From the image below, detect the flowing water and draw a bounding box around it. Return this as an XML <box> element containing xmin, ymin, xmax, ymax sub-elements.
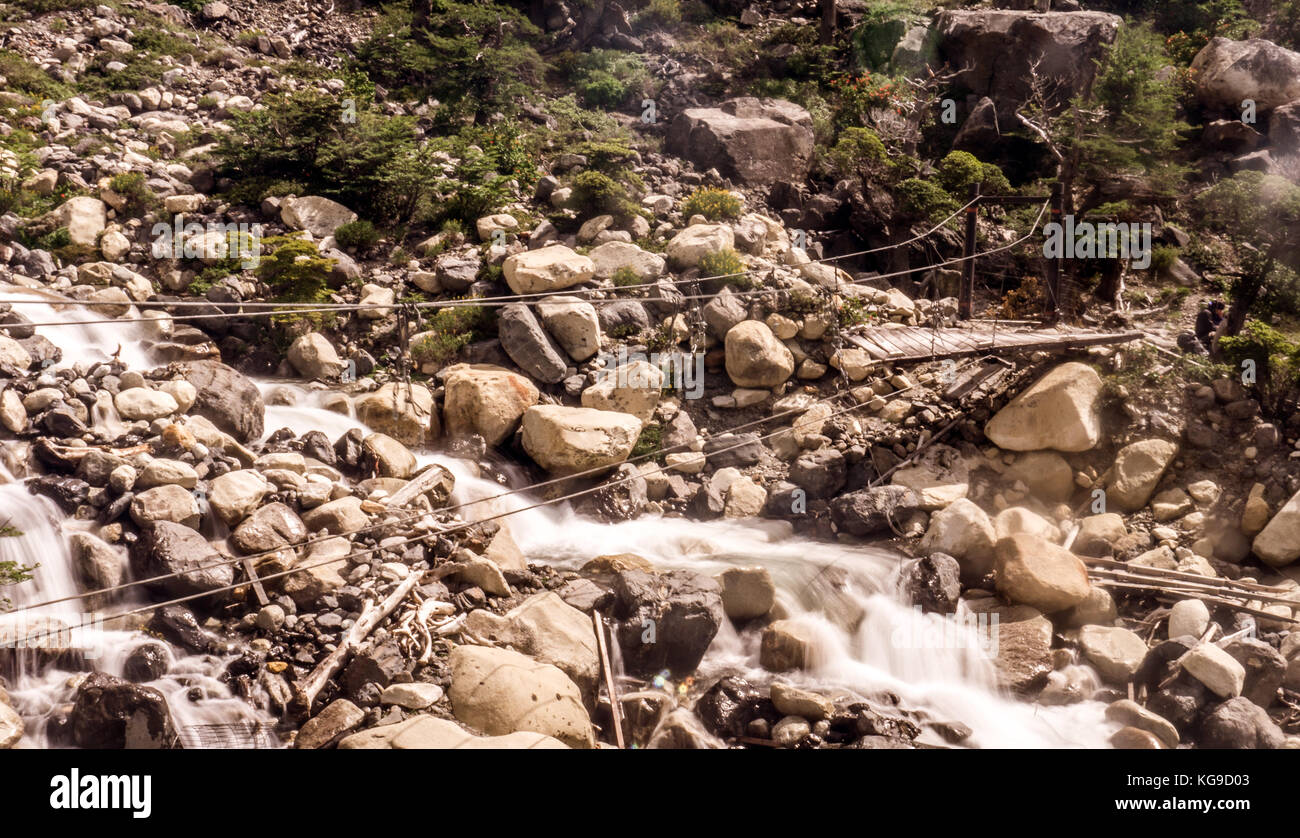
<box><xmin>0</xmin><ymin>289</ymin><xmax>1118</xmax><ymax>749</ymax></box>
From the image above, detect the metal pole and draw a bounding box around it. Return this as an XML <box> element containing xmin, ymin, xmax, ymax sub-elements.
<box><xmin>959</xmin><ymin>183</ymin><xmax>979</xmax><ymax>319</ymax></box>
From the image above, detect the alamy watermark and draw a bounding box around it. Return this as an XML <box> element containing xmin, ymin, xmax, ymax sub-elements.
<box><xmin>0</xmin><ymin>612</ymin><xmax>105</xmax><ymax>659</ymax></box>
<box><xmin>595</xmin><ymin>346</ymin><xmax>705</xmax><ymax>401</ymax></box>
<box><xmin>151</xmin><ymin>219</ymin><xmax>263</xmax><ymax>269</ymax></box>
<box><xmin>890</xmin><ymin>607</ymin><xmax>1000</xmax><ymax>656</ymax></box>
<box><xmin>1043</xmin><ymin>214</ymin><xmax>1152</xmax><ymax>270</ymax></box>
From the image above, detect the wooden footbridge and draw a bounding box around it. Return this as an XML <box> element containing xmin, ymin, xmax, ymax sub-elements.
<box><xmin>844</xmin><ymin>322</ymin><xmax>1145</xmax><ymax>364</ymax></box>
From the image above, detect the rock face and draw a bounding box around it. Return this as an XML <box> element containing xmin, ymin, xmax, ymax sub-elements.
<box><xmin>131</xmin><ymin>521</ymin><xmax>234</xmax><ymax>597</ymax></box>
<box><xmin>831</xmin><ymin>486</ymin><xmax>922</xmax><ymax>536</ymax></box>
<box><xmin>725</xmin><ymin>320</ymin><xmax>795</xmax><ymax>388</ymax></box>
<box><xmin>442</xmin><ymin>364</ymin><xmax>539</xmax><ymax>446</ymax></box>
<box><xmin>935</xmin><ymin>10</ymin><xmax>1121</xmax><ymax>119</ymax></box>
<box><xmin>353</xmin><ymin>382</ymin><xmax>438</xmax><ymax>446</ymax></box>
<box><xmin>581</xmin><ymin>361</ymin><xmax>663</xmax><ymax>424</ymax></box>
<box><xmin>520</xmin><ymin>405</ymin><xmax>641</xmax><ymax>475</ymax></box>
<box><xmin>69</xmin><ymin>672</ymin><xmax>178</xmax><ymax>748</ymax></box>
<box><xmin>1106</xmin><ymin>439</ymin><xmax>1178</xmax><ymax>512</ymax></box>
<box><xmin>498</xmin><ymin>303</ymin><xmax>569</xmax><ymax>384</ymax></box>
<box><xmin>665</xmin><ymin>223</ymin><xmax>736</xmax><ymax>269</ymax></box>
<box><xmin>666</xmin><ymin>97</ymin><xmax>815</xmax><ymax>185</ymax></box>
<box><xmin>1253</xmin><ymin>488</ymin><xmax>1300</xmax><ymax>567</ymax></box>
<box><xmin>983</xmin><ymin>362</ymin><xmax>1103</xmax><ymax>452</ymax></box>
<box><xmin>462</xmin><ymin>592</ymin><xmax>599</xmax><ymax>700</ymax></box>
<box><xmin>184</xmin><ymin>361</ymin><xmax>264</xmax><ymax>443</ymax></box>
<box><xmin>1191</xmin><ymin>38</ymin><xmax>1300</xmax><ymax>112</ymax></box>
<box><xmin>994</xmin><ymin>533</ymin><xmax>1091</xmax><ymax>613</ymax></box>
<box><xmin>448</xmin><ymin>645</ymin><xmax>594</xmax><ymax>749</ymax></box>
<box><xmin>612</xmin><ymin>569</ymin><xmax>725</xmax><ymax>678</ymax></box>
<box><xmin>502</xmin><ymin>245</ymin><xmax>594</xmax><ymax>294</ymax></box>
<box><xmin>288</xmin><ymin>332</ymin><xmax>346</xmax><ymax>379</ymax></box>
<box><xmin>280</xmin><ymin>195</ymin><xmax>357</xmax><ymax>237</ymax></box>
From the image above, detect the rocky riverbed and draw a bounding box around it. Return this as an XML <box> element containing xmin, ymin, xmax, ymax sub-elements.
<box><xmin>2</xmin><ymin>0</ymin><xmax>1300</xmax><ymax>750</ymax></box>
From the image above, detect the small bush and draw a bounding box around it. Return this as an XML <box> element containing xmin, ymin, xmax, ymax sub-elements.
<box><xmin>826</xmin><ymin>127</ymin><xmax>888</xmax><ymax>179</ymax></box>
<box><xmin>699</xmin><ymin>248</ymin><xmax>749</xmax><ymax>286</ymax></box>
<box><xmin>411</xmin><ymin>304</ymin><xmax>494</xmax><ymax>367</ymax></box>
<box><xmin>571</xmin><ymin>170</ymin><xmax>635</xmax><ymax>218</ymax></box>
<box><xmin>255</xmin><ymin>234</ymin><xmax>335</xmax><ymax>306</ymax></box>
<box><xmin>897</xmin><ymin>178</ymin><xmax>958</xmax><ymax>221</ymax></box>
<box><xmin>936</xmin><ymin>151</ymin><xmax>1012</xmax><ymax>197</ymax></box>
<box><xmin>635</xmin><ymin>0</ymin><xmax>681</xmax><ymax>27</ymax></box>
<box><xmin>334</xmin><ymin>219</ymin><xmax>379</xmax><ymax>250</ymax></box>
<box><xmin>631</xmin><ymin>422</ymin><xmax>664</xmax><ymax>461</ymax></box>
<box><xmin>838</xmin><ymin>296</ymin><xmax>869</xmax><ymax>328</ymax></box>
<box><xmin>681</xmin><ymin>187</ymin><xmax>742</xmax><ymax>221</ymax></box>
<box><xmin>108</xmin><ymin>171</ymin><xmax>159</xmax><ymax>216</ymax></box>
<box><xmin>611</xmin><ymin>266</ymin><xmax>643</xmax><ymax>289</ymax></box>
<box><xmin>1150</xmin><ymin>245</ymin><xmax>1179</xmax><ymax>274</ymax></box>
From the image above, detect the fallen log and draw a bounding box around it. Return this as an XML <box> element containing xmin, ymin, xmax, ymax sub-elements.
<box><xmin>290</xmin><ymin>573</ymin><xmax>421</xmax><ymax>719</ymax></box>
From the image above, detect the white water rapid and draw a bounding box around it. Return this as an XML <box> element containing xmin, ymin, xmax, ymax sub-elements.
<box><xmin>0</xmin><ymin>287</ymin><xmax>1118</xmax><ymax>748</ymax></box>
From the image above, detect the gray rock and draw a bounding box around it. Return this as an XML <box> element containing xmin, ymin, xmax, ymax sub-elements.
<box><xmin>497</xmin><ymin>303</ymin><xmax>568</xmax><ymax>384</ymax></box>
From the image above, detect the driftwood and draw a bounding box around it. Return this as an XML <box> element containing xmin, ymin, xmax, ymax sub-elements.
<box><xmin>290</xmin><ymin>573</ymin><xmax>421</xmax><ymax>719</ymax></box>
<box><xmin>593</xmin><ymin>612</ymin><xmax>625</xmax><ymax>749</ymax></box>
<box><xmin>1083</xmin><ymin>556</ymin><xmax>1292</xmax><ymax>595</ymax></box>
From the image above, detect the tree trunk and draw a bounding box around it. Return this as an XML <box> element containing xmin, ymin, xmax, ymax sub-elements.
<box><xmin>820</xmin><ymin>0</ymin><xmax>836</xmax><ymax>46</ymax></box>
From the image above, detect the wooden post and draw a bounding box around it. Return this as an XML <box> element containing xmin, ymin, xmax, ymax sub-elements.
<box><xmin>593</xmin><ymin>612</ymin><xmax>625</xmax><ymax>749</ymax></box>
<box><xmin>819</xmin><ymin>0</ymin><xmax>836</xmax><ymax>45</ymax></box>
<box><xmin>1044</xmin><ymin>181</ymin><xmax>1063</xmax><ymax>322</ymax></box>
<box><xmin>959</xmin><ymin>183</ymin><xmax>979</xmax><ymax>320</ymax></box>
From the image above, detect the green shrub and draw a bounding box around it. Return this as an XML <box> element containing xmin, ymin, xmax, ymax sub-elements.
<box><xmin>108</xmin><ymin>171</ymin><xmax>159</xmax><ymax>216</ymax></box>
<box><xmin>411</xmin><ymin>304</ymin><xmax>494</xmax><ymax>367</ymax></box>
<box><xmin>838</xmin><ymin>296</ymin><xmax>870</xmax><ymax>328</ymax></box>
<box><xmin>699</xmin><ymin>248</ymin><xmax>750</xmax><ymax>287</ymax></box>
<box><xmin>562</xmin><ymin>49</ymin><xmax>649</xmax><ymax>110</ymax></box>
<box><xmin>635</xmin><ymin>0</ymin><xmax>681</xmax><ymax>27</ymax></box>
<box><xmin>681</xmin><ymin>187</ymin><xmax>742</xmax><ymax>221</ymax></box>
<box><xmin>897</xmin><ymin>178</ymin><xmax>957</xmax><ymax>221</ymax></box>
<box><xmin>571</xmin><ymin>170</ymin><xmax>636</xmax><ymax>217</ymax></box>
<box><xmin>611</xmin><ymin>266</ymin><xmax>642</xmax><ymax>289</ymax></box>
<box><xmin>334</xmin><ymin>219</ymin><xmax>379</xmax><ymax>250</ymax></box>
<box><xmin>826</xmin><ymin>127</ymin><xmax>888</xmax><ymax>179</ymax></box>
<box><xmin>1150</xmin><ymin>245</ymin><xmax>1179</xmax><ymax>273</ymax></box>
<box><xmin>631</xmin><ymin>422</ymin><xmax>665</xmax><ymax>461</ymax></box>
<box><xmin>935</xmin><ymin>151</ymin><xmax>1012</xmax><ymax>196</ymax></box>
<box><xmin>255</xmin><ymin>234</ymin><xmax>335</xmax><ymax>306</ymax></box>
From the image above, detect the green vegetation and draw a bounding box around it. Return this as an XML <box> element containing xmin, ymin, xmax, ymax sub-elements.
<box><xmin>935</xmin><ymin>151</ymin><xmax>1011</xmax><ymax>197</ymax></box>
<box><xmin>825</xmin><ymin>127</ymin><xmax>889</xmax><ymax>179</ymax></box>
<box><xmin>699</xmin><ymin>248</ymin><xmax>751</xmax><ymax>288</ymax></box>
<box><xmin>897</xmin><ymin>177</ymin><xmax>957</xmax><ymax>221</ymax></box>
<box><xmin>681</xmin><ymin>187</ymin><xmax>742</xmax><ymax>221</ymax></box>
<box><xmin>411</xmin><ymin>303</ymin><xmax>494</xmax><ymax>367</ymax></box>
<box><xmin>108</xmin><ymin>171</ymin><xmax>159</xmax><ymax>216</ymax></box>
<box><xmin>334</xmin><ymin>220</ymin><xmax>380</xmax><ymax>251</ymax></box>
<box><xmin>611</xmin><ymin>266</ymin><xmax>643</xmax><ymax>290</ymax></box>
<box><xmin>838</xmin><ymin>296</ymin><xmax>870</xmax><ymax>328</ymax></box>
<box><xmin>560</xmin><ymin>49</ymin><xmax>650</xmax><ymax>110</ymax></box>
<box><xmin>570</xmin><ymin>170</ymin><xmax>638</xmax><ymax>219</ymax></box>
<box><xmin>631</xmin><ymin>422</ymin><xmax>665</xmax><ymax>462</ymax></box>
<box><xmin>355</xmin><ymin>1</ymin><xmax>545</xmax><ymax>125</ymax></box>
<box><xmin>254</xmin><ymin>234</ymin><xmax>336</xmax><ymax>320</ymax></box>
<box><xmin>1219</xmin><ymin>321</ymin><xmax>1300</xmax><ymax>413</ymax></box>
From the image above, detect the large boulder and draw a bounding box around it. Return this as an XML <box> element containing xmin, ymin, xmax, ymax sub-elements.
<box><xmin>1105</xmin><ymin>439</ymin><xmax>1178</xmax><ymax>512</ymax></box>
<box><xmin>208</xmin><ymin>469</ymin><xmax>270</xmax><ymax>526</ymax></box>
<box><xmin>1198</xmin><ymin>696</ymin><xmax>1285</xmax><ymax>749</ymax></box>
<box><xmin>462</xmin><ymin>592</ymin><xmax>599</xmax><ymax>701</ymax></box>
<box><xmin>665</xmin><ymin>223</ymin><xmax>735</xmax><ymax>269</ymax></box>
<box><xmin>588</xmin><ymin>241</ymin><xmax>665</xmax><ymax>282</ymax></box>
<box><xmin>353</xmin><ymin>382</ymin><xmax>438</xmax><ymax>447</ymax></box>
<box><xmin>581</xmin><ymin>360</ymin><xmax>664</xmax><ymax>424</ymax></box>
<box><xmin>724</xmin><ymin>320</ymin><xmax>794</xmax><ymax>388</ymax></box>
<box><xmin>287</xmin><ymin>332</ymin><xmax>346</xmax><ymax>380</ymax></box>
<box><xmin>280</xmin><ymin>195</ymin><xmax>357</xmax><ymax>238</ymax></box>
<box><xmin>34</xmin><ymin>195</ymin><xmax>107</xmax><ymax>248</ymax></box>
<box><xmin>114</xmin><ymin>388</ymin><xmax>179</xmax><ymax>421</ymax></box>
<box><xmin>935</xmin><ymin>10</ymin><xmax>1120</xmax><ymax>120</ymax></box>
<box><xmin>831</xmin><ymin>486</ymin><xmax>922</xmax><ymax>537</ymax></box>
<box><xmin>232</xmin><ymin>502</ymin><xmax>307</xmax><ymax>554</ymax></box>
<box><xmin>442</xmin><ymin>364</ymin><xmax>539</xmax><ymax>446</ymax></box>
<box><xmin>1190</xmin><ymin>38</ymin><xmax>1300</xmax><ymax>113</ymax></box>
<box><xmin>537</xmin><ymin>295</ymin><xmax>601</xmax><ymax>361</ymax></box>
<box><xmin>918</xmin><ymin>498</ymin><xmax>997</xmax><ymax>583</ymax></box>
<box><xmin>520</xmin><ymin>405</ymin><xmax>641</xmax><ymax>475</ymax></box>
<box><xmin>612</xmin><ymin>569</ymin><xmax>725</xmax><ymax>678</ymax></box>
<box><xmin>1252</xmin><ymin>487</ymin><xmax>1300</xmax><ymax>567</ymax></box>
<box><xmin>1078</xmin><ymin>625</ymin><xmax>1148</xmax><ymax>684</ymax></box>
<box><xmin>69</xmin><ymin>672</ymin><xmax>177</xmax><ymax>749</ymax></box>
<box><xmin>502</xmin><ymin>244</ymin><xmax>594</xmax><ymax>294</ymax></box>
<box><xmin>184</xmin><ymin>361</ymin><xmax>264</xmax><ymax>443</ymax></box>
<box><xmin>665</xmin><ymin>98</ymin><xmax>815</xmax><ymax>185</ymax></box>
<box><xmin>131</xmin><ymin>520</ymin><xmax>234</xmax><ymax>597</ymax></box>
<box><xmin>497</xmin><ymin>303</ymin><xmax>569</xmax><ymax>384</ymax></box>
<box><xmin>339</xmin><ymin>715</ymin><xmax>568</xmax><ymax>749</ymax></box>
<box><xmin>448</xmin><ymin>645</ymin><xmax>594</xmax><ymax>749</ymax></box>
<box><xmin>994</xmin><ymin>533</ymin><xmax>1091</xmax><ymax>613</ymax></box>
<box><xmin>983</xmin><ymin>361</ymin><xmax>1103</xmax><ymax>452</ymax></box>
<box><xmin>129</xmin><ymin>485</ymin><xmax>200</xmax><ymax>529</ymax></box>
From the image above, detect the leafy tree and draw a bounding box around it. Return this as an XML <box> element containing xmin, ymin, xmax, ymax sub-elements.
<box><xmin>358</xmin><ymin>2</ymin><xmax>545</xmax><ymax>124</ymax></box>
<box><xmin>1192</xmin><ymin>171</ymin><xmax>1300</xmax><ymax>336</ymax></box>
